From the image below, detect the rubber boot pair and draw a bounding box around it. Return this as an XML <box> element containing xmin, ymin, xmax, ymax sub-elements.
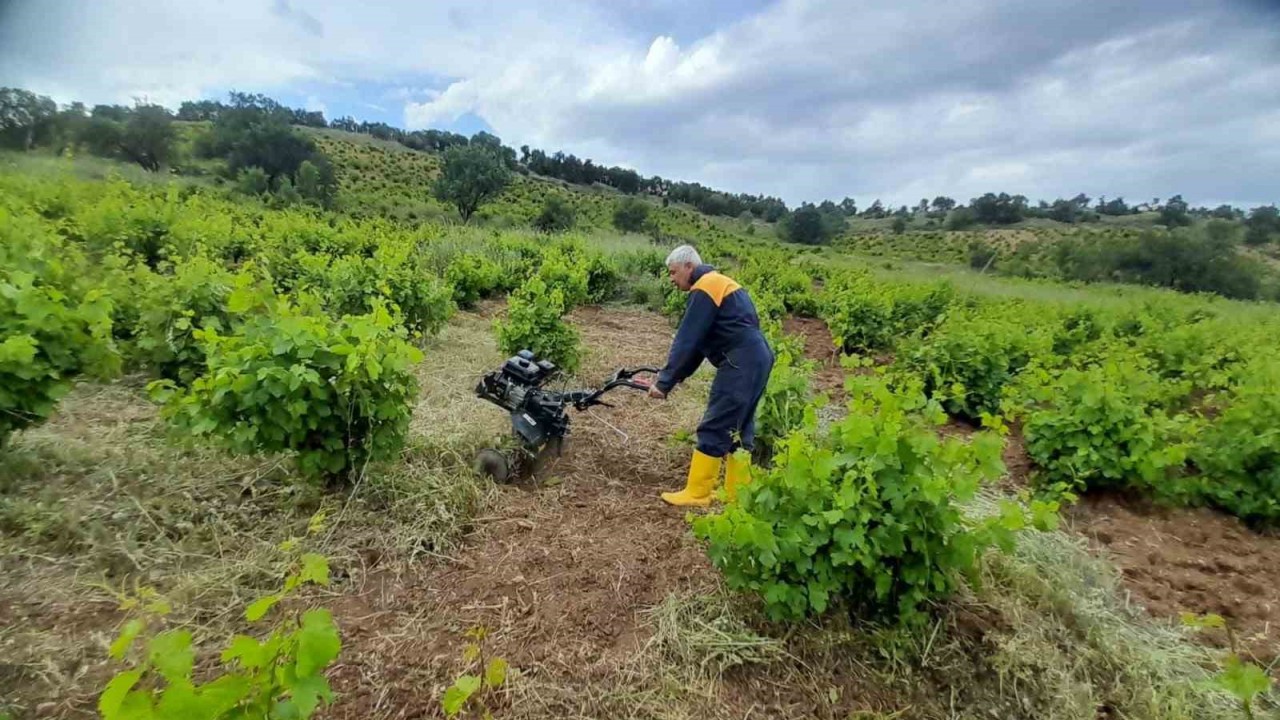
<box><xmin>660</xmin><ymin>450</ymin><xmax>752</xmax><ymax>507</ymax></box>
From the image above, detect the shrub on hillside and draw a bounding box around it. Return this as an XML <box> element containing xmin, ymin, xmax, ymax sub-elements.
<box><xmin>446</xmin><ymin>254</ymin><xmax>503</xmax><ymax>309</ymax></box>
<box><xmin>495</xmin><ymin>277</ymin><xmax>581</xmax><ymax>373</ymax></box>
<box><xmin>899</xmin><ymin>313</ymin><xmax>1042</xmax><ymax>420</ymax></box>
<box><xmin>612</xmin><ymin>197</ymin><xmax>651</xmax><ymax>232</ymax></box>
<box><xmin>1015</xmin><ymin>358</ymin><xmax>1188</xmax><ymax>495</ymax></box>
<box><xmin>533</xmin><ymin>195</ymin><xmax>576</xmax><ymax>232</ymax></box>
<box><xmin>1</xmin><ymin>213</ymin><xmax>118</xmax><ymax>445</ymax></box>
<box><xmin>134</xmin><ymin>256</ymin><xmax>235</xmax><ymax>385</ymax></box>
<box><xmin>1189</xmin><ymin>362</ymin><xmax>1280</xmax><ymax>526</ymax></box>
<box><xmin>155</xmin><ymin>298</ymin><xmax>422</xmax><ymax>482</ymax></box>
<box><xmin>693</xmin><ymin>376</ymin><xmax>1044</xmax><ymax>623</ymax></box>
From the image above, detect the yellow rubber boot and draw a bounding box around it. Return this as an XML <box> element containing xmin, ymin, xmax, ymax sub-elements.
<box><xmin>724</xmin><ymin>452</ymin><xmax>752</xmax><ymax>503</ymax></box>
<box><xmin>661</xmin><ymin>450</ymin><xmax>721</xmax><ymax>507</ymax></box>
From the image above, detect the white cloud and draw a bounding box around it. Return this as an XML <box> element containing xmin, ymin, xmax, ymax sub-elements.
<box><xmin>0</xmin><ymin>0</ymin><xmax>1276</xmax><ymax>207</ymax></box>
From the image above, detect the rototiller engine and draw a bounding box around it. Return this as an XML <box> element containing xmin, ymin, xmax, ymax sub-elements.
<box><xmin>472</xmin><ymin>350</ymin><xmax>657</xmax><ymax>482</ymax></box>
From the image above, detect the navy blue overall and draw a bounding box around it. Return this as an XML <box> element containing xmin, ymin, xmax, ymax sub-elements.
<box><xmin>655</xmin><ymin>265</ymin><xmax>775</xmax><ymax>457</ymax></box>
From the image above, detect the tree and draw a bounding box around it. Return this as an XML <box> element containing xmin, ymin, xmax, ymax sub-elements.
<box><xmin>534</xmin><ymin>196</ymin><xmax>576</xmax><ymax>232</ymax></box>
<box><xmin>0</xmin><ymin>87</ymin><xmax>58</xmax><ymax>149</ymax></box>
<box><xmin>838</xmin><ymin>197</ymin><xmax>858</xmax><ymax>216</ymax></box>
<box><xmin>1048</xmin><ymin>198</ymin><xmax>1079</xmax><ymax>223</ymax></box>
<box><xmin>946</xmin><ymin>206</ymin><xmax>977</xmax><ymax>230</ymax></box>
<box><xmin>970</xmin><ymin>193</ymin><xmax>1027</xmax><ymax>224</ymax></box>
<box><xmin>118</xmin><ymin>104</ymin><xmax>175</xmax><ymax>171</ymax></box>
<box><xmin>1160</xmin><ymin>194</ymin><xmax>1191</xmax><ymax>228</ymax></box>
<box><xmin>295</xmin><ymin>158</ymin><xmax>336</xmax><ymax>208</ymax></box>
<box><xmin>780</xmin><ymin>203</ymin><xmax>843</xmax><ymax>245</ymax></box>
<box><xmin>891</xmin><ymin>217</ymin><xmax>907</xmax><ymax>234</ymax></box>
<box><xmin>1097</xmin><ymin>196</ymin><xmax>1130</xmax><ymax>216</ymax></box>
<box><xmin>612</xmin><ymin>197</ymin><xmax>651</xmax><ymax>232</ymax></box>
<box><xmin>860</xmin><ymin>200</ymin><xmax>886</xmax><ymax>219</ymax></box>
<box><xmin>930</xmin><ymin>196</ymin><xmax>957</xmax><ymax>216</ymax></box>
<box><xmin>433</xmin><ymin>144</ymin><xmax>512</xmax><ymax>223</ymax></box>
<box><xmin>1245</xmin><ymin>205</ymin><xmax>1279</xmax><ymax>246</ymax></box>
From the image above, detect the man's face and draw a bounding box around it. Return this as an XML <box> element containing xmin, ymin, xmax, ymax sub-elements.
<box><xmin>668</xmin><ymin>262</ymin><xmax>696</xmax><ymax>291</ymax></box>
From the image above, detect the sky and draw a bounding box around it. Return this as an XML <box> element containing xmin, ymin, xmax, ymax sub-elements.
<box><xmin>1</xmin><ymin>0</ymin><xmax>1278</xmax><ymax>209</ymax></box>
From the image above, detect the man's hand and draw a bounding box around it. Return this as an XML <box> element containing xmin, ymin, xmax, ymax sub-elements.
<box><xmin>648</xmin><ymin>384</ymin><xmax>667</xmax><ymax>400</ymax></box>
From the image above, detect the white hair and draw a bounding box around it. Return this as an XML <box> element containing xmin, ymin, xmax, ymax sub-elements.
<box><xmin>664</xmin><ymin>244</ymin><xmax>701</xmax><ymax>267</ymax></box>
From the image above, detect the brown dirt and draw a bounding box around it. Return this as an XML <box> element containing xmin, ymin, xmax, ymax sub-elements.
<box><xmin>781</xmin><ymin>315</ymin><xmax>845</xmax><ymax>397</ymax></box>
<box><xmin>1067</xmin><ymin>494</ymin><xmax>1280</xmax><ymax>669</ymax></box>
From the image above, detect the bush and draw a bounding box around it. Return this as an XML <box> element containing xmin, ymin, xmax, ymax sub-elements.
<box><xmin>821</xmin><ymin>272</ymin><xmax>896</xmax><ymax>352</ymax></box>
<box><xmin>155</xmin><ymin>298</ymin><xmax>422</xmax><ymax>482</ymax></box>
<box><xmin>693</xmin><ymin>376</ymin><xmax>1032</xmax><ymax>623</ymax></box>
<box><xmin>445</xmin><ymin>254</ymin><xmax>503</xmax><ymax>309</ymax></box>
<box><xmin>1</xmin><ymin>210</ymin><xmax>118</xmax><ymax>445</ymax></box>
<box><xmin>495</xmin><ymin>277</ymin><xmax>581</xmax><ymax>373</ymax></box>
<box><xmin>584</xmin><ymin>252</ymin><xmax>623</xmax><ymax>304</ymax></box>
<box><xmin>612</xmin><ymin>197</ymin><xmax>651</xmax><ymax>232</ymax></box>
<box><xmin>899</xmin><ymin>313</ymin><xmax>1040</xmax><ymax>421</ymax></box>
<box><xmin>533</xmin><ymin>195</ymin><xmax>576</xmax><ymax>232</ymax></box>
<box><xmin>1189</xmin><ymin>362</ymin><xmax>1280</xmax><ymax>525</ymax></box>
<box><xmin>134</xmin><ymin>256</ymin><xmax>234</xmax><ymax>386</ymax></box>
<box><xmin>751</xmin><ymin>349</ymin><xmax>816</xmax><ymax>462</ymax></box>
<box><xmin>534</xmin><ymin>247</ymin><xmax>590</xmax><ymax>309</ymax></box>
<box><xmin>1016</xmin><ymin>358</ymin><xmax>1188</xmax><ymax>494</ymax></box>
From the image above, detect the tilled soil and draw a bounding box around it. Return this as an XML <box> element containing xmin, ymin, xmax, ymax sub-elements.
<box><xmin>1068</xmin><ymin>494</ymin><xmax>1280</xmax><ymax>668</ymax></box>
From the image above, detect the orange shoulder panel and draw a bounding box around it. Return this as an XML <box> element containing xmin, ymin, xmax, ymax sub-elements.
<box><xmin>692</xmin><ymin>272</ymin><xmax>741</xmax><ymax>307</ymax></box>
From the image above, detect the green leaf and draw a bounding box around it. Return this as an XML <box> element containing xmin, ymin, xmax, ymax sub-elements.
<box><xmin>287</xmin><ymin>674</ymin><xmax>334</xmax><ymax>716</ymax></box>
<box><xmin>194</xmin><ymin>675</ymin><xmax>253</xmax><ymax>715</ymax></box>
<box><xmin>221</xmin><ymin>635</ymin><xmax>266</xmax><ymax>669</ymax></box>
<box><xmin>298</xmin><ymin>553</ymin><xmax>330</xmax><ymax>586</ymax></box>
<box><xmin>156</xmin><ymin>682</ymin><xmax>204</xmax><ymax>719</ymax></box>
<box><xmin>245</xmin><ymin>593</ymin><xmax>281</xmax><ymax>622</ymax></box>
<box><xmin>110</xmin><ymin>619</ymin><xmax>146</xmax><ymax>660</ymax></box>
<box><xmin>484</xmin><ymin>657</ymin><xmax>508</xmax><ymax>688</ymax></box>
<box><xmin>148</xmin><ymin>629</ymin><xmax>195</xmax><ymax>684</ymax></box>
<box><xmin>99</xmin><ymin>670</ymin><xmax>143</xmax><ymax>719</ymax></box>
<box><xmin>1216</xmin><ymin>656</ymin><xmax>1271</xmax><ymax>703</ymax></box>
<box><xmin>441</xmin><ymin>675</ymin><xmax>482</xmax><ymax>717</ymax></box>
<box><xmin>295</xmin><ymin>609</ymin><xmax>342</xmax><ymax>677</ymax></box>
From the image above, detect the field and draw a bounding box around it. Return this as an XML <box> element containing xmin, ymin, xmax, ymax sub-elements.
<box><xmin>2</xmin><ymin>151</ymin><xmax>1279</xmax><ymax>720</ymax></box>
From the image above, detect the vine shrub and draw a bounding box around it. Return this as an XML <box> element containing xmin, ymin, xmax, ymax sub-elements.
<box><xmin>495</xmin><ymin>277</ymin><xmax>581</xmax><ymax>373</ymax></box>
<box><xmin>100</xmin><ymin>553</ymin><xmax>341</xmax><ymax>720</ymax></box>
<box><xmin>1189</xmin><ymin>362</ymin><xmax>1280</xmax><ymax>525</ymax></box>
<box><xmin>134</xmin><ymin>256</ymin><xmax>234</xmax><ymax>386</ymax></box>
<box><xmin>693</xmin><ymin>376</ymin><xmax>1048</xmax><ymax>623</ymax></box>
<box><xmin>445</xmin><ymin>254</ymin><xmax>502</xmax><ymax>309</ymax></box>
<box><xmin>1015</xmin><ymin>358</ymin><xmax>1188</xmax><ymax>495</ymax></box>
<box><xmin>533</xmin><ymin>246</ymin><xmax>590</xmax><ymax>309</ymax></box>
<box><xmin>898</xmin><ymin>313</ymin><xmax>1041</xmax><ymax>421</ymax></box>
<box><xmin>1</xmin><ymin>209</ymin><xmax>118</xmax><ymax>445</ymax></box>
<box><xmin>154</xmin><ymin>297</ymin><xmax>422</xmax><ymax>482</ymax></box>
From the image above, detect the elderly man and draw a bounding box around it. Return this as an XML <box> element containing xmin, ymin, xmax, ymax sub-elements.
<box><xmin>648</xmin><ymin>245</ymin><xmax>774</xmax><ymax>506</ymax></box>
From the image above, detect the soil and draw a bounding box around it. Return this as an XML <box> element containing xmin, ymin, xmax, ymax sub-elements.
<box><xmin>781</xmin><ymin>315</ymin><xmax>845</xmax><ymax>397</ymax></box>
<box><xmin>1067</xmin><ymin>494</ymin><xmax>1280</xmax><ymax>668</ymax></box>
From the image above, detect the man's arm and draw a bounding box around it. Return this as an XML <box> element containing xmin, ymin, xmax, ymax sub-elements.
<box><xmin>656</xmin><ymin>290</ymin><xmax>716</xmax><ymax>394</ymax></box>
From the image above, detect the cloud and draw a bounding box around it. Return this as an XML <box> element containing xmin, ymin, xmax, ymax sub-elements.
<box><xmin>0</xmin><ymin>0</ymin><xmax>1276</xmax><ymax>207</ymax></box>
<box><xmin>272</xmin><ymin>0</ymin><xmax>324</xmax><ymax>37</ymax></box>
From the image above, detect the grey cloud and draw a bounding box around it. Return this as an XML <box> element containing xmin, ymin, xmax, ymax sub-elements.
<box><xmin>272</xmin><ymin>0</ymin><xmax>324</xmax><ymax>37</ymax></box>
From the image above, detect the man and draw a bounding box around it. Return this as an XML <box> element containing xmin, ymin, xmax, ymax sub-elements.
<box><xmin>648</xmin><ymin>245</ymin><xmax>774</xmax><ymax>506</ymax></box>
